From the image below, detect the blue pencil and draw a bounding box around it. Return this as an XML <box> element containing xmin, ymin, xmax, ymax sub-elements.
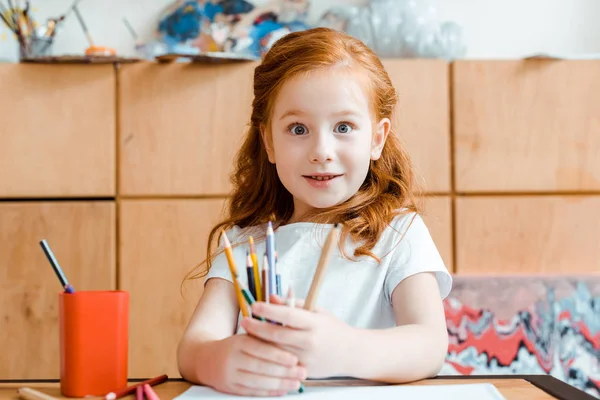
<box><xmin>39</xmin><ymin>239</ymin><xmax>75</xmax><ymax>293</ymax></box>
<box><xmin>266</xmin><ymin>221</ymin><xmax>276</xmax><ymax>297</ymax></box>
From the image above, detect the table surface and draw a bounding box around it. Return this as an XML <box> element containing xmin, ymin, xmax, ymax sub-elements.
<box><xmin>0</xmin><ymin>376</ymin><xmax>570</xmax><ymax>400</ymax></box>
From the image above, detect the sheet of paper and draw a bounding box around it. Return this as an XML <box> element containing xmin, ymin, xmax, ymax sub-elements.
<box><xmin>174</xmin><ymin>383</ymin><xmax>506</xmax><ymax>400</ymax></box>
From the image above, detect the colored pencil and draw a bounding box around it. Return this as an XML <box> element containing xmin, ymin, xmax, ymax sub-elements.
<box><xmin>39</xmin><ymin>239</ymin><xmax>75</xmax><ymax>293</ymax></box>
<box><xmin>135</xmin><ymin>385</ymin><xmax>143</xmax><ymax>400</ymax></box>
<box><xmin>221</xmin><ymin>231</ymin><xmax>249</xmax><ymax>318</ymax></box>
<box><xmin>266</xmin><ymin>221</ymin><xmax>276</xmax><ymax>297</ymax></box>
<box><xmin>262</xmin><ymin>253</ymin><xmax>270</xmax><ymax>303</ymax></box>
<box><xmin>245</xmin><ymin>251</ymin><xmax>256</xmax><ymax>300</ymax></box>
<box><xmin>304</xmin><ymin>224</ymin><xmax>340</xmax><ymax>311</ymax></box>
<box><xmin>248</xmin><ymin>236</ymin><xmax>262</xmax><ymax>301</ymax></box>
<box><xmin>17</xmin><ymin>387</ymin><xmax>57</xmax><ymax>400</ymax></box>
<box><xmin>142</xmin><ymin>384</ymin><xmax>160</xmax><ymax>400</ymax></box>
<box><xmin>104</xmin><ymin>374</ymin><xmax>168</xmax><ymax>400</ymax></box>
<box><xmin>275</xmin><ymin>250</ymin><xmax>281</xmax><ymax>296</ymax></box>
<box><xmin>234</xmin><ymin>275</ymin><xmax>265</xmax><ymax>322</ymax></box>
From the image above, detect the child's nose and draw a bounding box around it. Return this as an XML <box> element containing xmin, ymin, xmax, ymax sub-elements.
<box><xmin>308</xmin><ymin>133</ymin><xmax>334</xmax><ymax>163</ymax></box>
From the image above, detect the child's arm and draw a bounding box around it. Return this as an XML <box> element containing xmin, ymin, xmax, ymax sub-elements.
<box><xmin>243</xmin><ymin>271</ymin><xmax>448</xmax><ymax>383</ymax></box>
<box><xmin>341</xmin><ymin>271</ymin><xmax>448</xmax><ymax>382</ymax></box>
<box><xmin>177</xmin><ymin>278</ymin><xmax>306</xmax><ymax>396</ymax></box>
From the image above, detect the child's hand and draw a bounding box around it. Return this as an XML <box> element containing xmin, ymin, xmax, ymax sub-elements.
<box><xmin>241</xmin><ymin>295</ymin><xmax>355</xmax><ymax>378</ymax></box>
<box><xmin>208</xmin><ymin>333</ymin><xmax>306</xmax><ymax>396</ymax></box>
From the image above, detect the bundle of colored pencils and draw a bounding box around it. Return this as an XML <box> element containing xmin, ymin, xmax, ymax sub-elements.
<box><xmin>221</xmin><ymin>221</ymin><xmax>282</xmax><ymax>319</ymax></box>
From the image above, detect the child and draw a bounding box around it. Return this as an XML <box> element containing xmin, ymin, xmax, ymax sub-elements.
<box><xmin>177</xmin><ymin>27</ymin><xmax>452</xmax><ymax>397</ymax></box>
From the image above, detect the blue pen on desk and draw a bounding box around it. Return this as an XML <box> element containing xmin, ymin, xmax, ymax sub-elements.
<box><xmin>39</xmin><ymin>239</ymin><xmax>75</xmax><ymax>293</ymax></box>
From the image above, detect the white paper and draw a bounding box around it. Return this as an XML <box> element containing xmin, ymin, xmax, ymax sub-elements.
<box><xmin>174</xmin><ymin>383</ymin><xmax>506</xmax><ymax>400</ymax></box>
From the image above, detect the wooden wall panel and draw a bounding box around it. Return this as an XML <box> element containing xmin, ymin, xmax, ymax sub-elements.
<box><xmin>0</xmin><ymin>202</ymin><xmax>116</xmax><ymax>379</ymax></box>
<box><xmin>119</xmin><ymin>199</ymin><xmax>227</xmax><ymax>378</ymax></box>
<box><xmin>383</xmin><ymin>60</ymin><xmax>451</xmax><ymax>193</ymax></box>
<box><xmin>0</xmin><ymin>64</ymin><xmax>116</xmax><ymax>197</ymax></box>
<box><xmin>422</xmin><ymin>196</ymin><xmax>453</xmax><ymax>272</ymax></box>
<box><xmin>453</xmin><ymin>60</ymin><xmax>600</xmax><ymax>192</ymax></box>
<box><xmin>455</xmin><ymin>196</ymin><xmax>600</xmax><ymax>274</ymax></box>
<box><xmin>119</xmin><ymin>62</ymin><xmax>256</xmax><ymax>196</ymax></box>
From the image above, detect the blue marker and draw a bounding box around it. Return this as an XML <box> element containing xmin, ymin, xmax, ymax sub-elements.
<box><xmin>39</xmin><ymin>239</ymin><xmax>75</xmax><ymax>293</ymax></box>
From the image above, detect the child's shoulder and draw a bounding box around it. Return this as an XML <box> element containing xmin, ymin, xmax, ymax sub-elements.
<box><xmin>386</xmin><ymin>209</ymin><xmax>427</xmax><ymax>236</ymax></box>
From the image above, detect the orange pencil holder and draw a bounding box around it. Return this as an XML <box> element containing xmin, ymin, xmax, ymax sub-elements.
<box><xmin>59</xmin><ymin>291</ymin><xmax>129</xmax><ymax>397</ymax></box>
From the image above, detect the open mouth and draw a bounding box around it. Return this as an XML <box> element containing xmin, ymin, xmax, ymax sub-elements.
<box><xmin>303</xmin><ymin>174</ymin><xmax>342</xmax><ymax>181</ymax></box>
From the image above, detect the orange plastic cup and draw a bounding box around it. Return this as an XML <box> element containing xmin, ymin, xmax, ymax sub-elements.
<box><xmin>59</xmin><ymin>291</ymin><xmax>129</xmax><ymax>397</ymax></box>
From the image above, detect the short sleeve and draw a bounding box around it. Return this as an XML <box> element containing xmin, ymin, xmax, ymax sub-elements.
<box><xmin>204</xmin><ymin>226</ymin><xmax>245</xmax><ymax>286</ymax></box>
<box><xmin>383</xmin><ymin>214</ymin><xmax>452</xmax><ymax>303</ymax></box>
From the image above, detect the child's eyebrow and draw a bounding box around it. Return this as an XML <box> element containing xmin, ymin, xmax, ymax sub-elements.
<box><xmin>330</xmin><ymin>110</ymin><xmax>361</xmax><ymax>118</ymax></box>
<box><xmin>279</xmin><ymin>109</ymin><xmax>361</xmax><ymax>120</ymax></box>
<box><xmin>279</xmin><ymin>109</ymin><xmax>305</xmax><ymax>120</ymax></box>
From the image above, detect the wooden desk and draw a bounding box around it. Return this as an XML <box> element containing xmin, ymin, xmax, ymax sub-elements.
<box><xmin>0</xmin><ymin>376</ymin><xmax>594</xmax><ymax>400</ymax></box>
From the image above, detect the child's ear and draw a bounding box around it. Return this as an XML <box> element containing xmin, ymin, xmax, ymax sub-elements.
<box><xmin>371</xmin><ymin>118</ymin><xmax>390</xmax><ymax>160</ymax></box>
<box><xmin>260</xmin><ymin>125</ymin><xmax>276</xmax><ymax>164</ymax></box>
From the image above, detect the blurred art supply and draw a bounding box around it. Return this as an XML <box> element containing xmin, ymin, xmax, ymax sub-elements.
<box><xmin>17</xmin><ymin>387</ymin><xmax>57</xmax><ymax>400</ymax></box>
<box><xmin>155</xmin><ymin>0</ymin><xmax>312</xmax><ymax>59</ymax></box>
<box><xmin>39</xmin><ymin>239</ymin><xmax>75</xmax><ymax>293</ymax></box>
<box><xmin>123</xmin><ymin>16</ymin><xmax>165</xmax><ymax>60</ymax></box>
<box><xmin>72</xmin><ymin>3</ymin><xmax>115</xmax><ymax>56</ymax></box>
<box><xmin>304</xmin><ymin>224</ymin><xmax>340</xmax><ymax>311</ymax></box>
<box><xmin>317</xmin><ymin>0</ymin><xmax>466</xmax><ymax>60</ymax></box>
<box><xmin>104</xmin><ymin>374</ymin><xmax>168</xmax><ymax>400</ymax></box>
<box><xmin>142</xmin><ymin>384</ymin><xmax>160</xmax><ymax>400</ymax></box>
<box><xmin>135</xmin><ymin>386</ymin><xmax>143</xmax><ymax>400</ymax></box>
<box><xmin>60</xmin><ymin>291</ymin><xmax>129</xmax><ymax>397</ymax></box>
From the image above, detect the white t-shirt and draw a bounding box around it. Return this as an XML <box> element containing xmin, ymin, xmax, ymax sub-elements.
<box><xmin>205</xmin><ymin>212</ymin><xmax>452</xmax><ymax>331</ymax></box>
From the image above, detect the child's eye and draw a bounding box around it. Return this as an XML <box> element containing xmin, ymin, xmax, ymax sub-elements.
<box><xmin>334</xmin><ymin>122</ymin><xmax>354</xmax><ymax>134</ymax></box>
<box><xmin>288</xmin><ymin>123</ymin><xmax>308</xmax><ymax>135</ymax></box>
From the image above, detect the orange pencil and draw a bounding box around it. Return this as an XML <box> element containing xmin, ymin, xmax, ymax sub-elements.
<box><xmin>248</xmin><ymin>236</ymin><xmax>262</xmax><ymax>301</ymax></box>
<box><xmin>221</xmin><ymin>230</ymin><xmax>249</xmax><ymax>318</ymax></box>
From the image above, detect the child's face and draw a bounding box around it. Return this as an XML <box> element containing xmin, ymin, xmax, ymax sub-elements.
<box><xmin>264</xmin><ymin>67</ymin><xmax>390</xmax><ymax>221</ymax></box>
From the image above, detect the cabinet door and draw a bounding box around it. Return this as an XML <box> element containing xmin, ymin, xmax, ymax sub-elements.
<box><xmin>0</xmin><ymin>202</ymin><xmax>116</xmax><ymax>378</ymax></box>
<box><xmin>119</xmin><ymin>62</ymin><xmax>256</xmax><ymax>196</ymax></box>
<box><xmin>453</xmin><ymin>60</ymin><xmax>600</xmax><ymax>192</ymax></box>
<box><xmin>0</xmin><ymin>64</ymin><xmax>115</xmax><ymax>197</ymax></box>
<box><xmin>383</xmin><ymin>59</ymin><xmax>450</xmax><ymax>193</ymax></box>
<box><xmin>455</xmin><ymin>196</ymin><xmax>600</xmax><ymax>274</ymax></box>
<box><xmin>119</xmin><ymin>199</ymin><xmax>227</xmax><ymax>378</ymax></box>
<box><xmin>422</xmin><ymin>196</ymin><xmax>453</xmax><ymax>272</ymax></box>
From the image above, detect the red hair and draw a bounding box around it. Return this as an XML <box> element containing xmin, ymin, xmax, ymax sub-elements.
<box><xmin>187</xmin><ymin>27</ymin><xmax>422</xmax><ymax>280</ymax></box>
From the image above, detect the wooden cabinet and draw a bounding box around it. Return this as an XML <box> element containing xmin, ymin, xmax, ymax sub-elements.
<box><xmin>455</xmin><ymin>196</ymin><xmax>600</xmax><ymax>274</ymax></box>
<box><xmin>119</xmin><ymin>199</ymin><xmax>227</xmax><ymax>378</ymax></box>
<box><xmin>422</xmin><ymin>196</ymin><xmax>453</xmax><ymax>271</ymax></box>
<box><xmin>118</xmin><ymin>62</ymin><xmax>256</xmax><ymax>196</ymax></box>
<box><xmin>383</xmin><ymin>60</ymin><xmax>450</xmax><ymax>193</ymax></box>
<box><xmin>0</xmin><ymin>64</ymin><xmax>115</xmax><ymax>197</ymax></box>
<box><xmin>0</xmin><ymin>202</ymin><xmax>116</xmax><ymax>379</ymax></box>
<box><xmin>453</xmin><ymin>60</ymin><xmax>600</xmax><ymax>192</ymax></box>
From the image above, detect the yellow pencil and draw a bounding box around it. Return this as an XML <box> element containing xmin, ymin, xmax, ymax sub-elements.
<box><xmin>248</xmin><ymin>236</ymin><xmax>262</xmax><ymax>301</ymax></box>
<box><xmin>221</xmin><ymin>230</ymin><xmax>249</xmax><ymax>318</ymax></box>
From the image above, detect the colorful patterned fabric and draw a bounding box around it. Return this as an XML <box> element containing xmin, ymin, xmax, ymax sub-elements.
<box><xmin>442</xmin><ymin>276</ymin><xmax>600</xmax><ymax>398</ymax></box>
